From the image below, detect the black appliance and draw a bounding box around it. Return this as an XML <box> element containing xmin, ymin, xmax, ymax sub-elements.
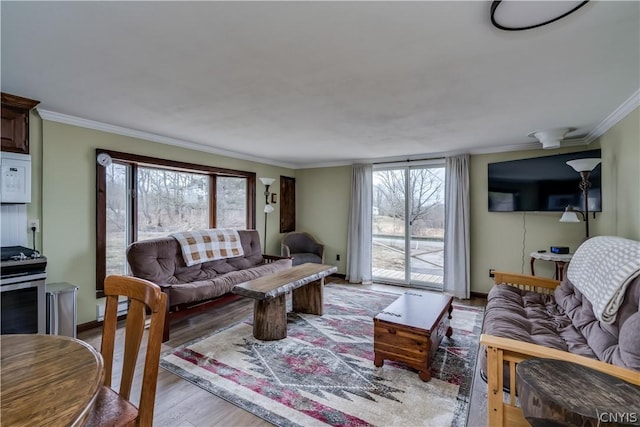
<box><xmin>1</xmin><ymin>246</ymin><xmax>47</xmax><ymax>334</ymax></box>
<box><xmin>488</xmin><ymin>149</ymin><xmax>602</xmax><ymax>212</ymax></box>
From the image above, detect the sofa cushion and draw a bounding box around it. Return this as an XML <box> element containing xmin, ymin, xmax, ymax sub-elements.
<box><xmin>127</xmin><ymin>229</ymin><xmax>265</xmax><ymax>285</ymax></box>
<box><xmin>481</xmin><ymin>275</ymin><xmax>640</xmax><ymax>379</ymax></box>
<box><xmin>291</xmin><ymin>253</ymin><xmax>323</xmax><ymax>266</ymax></box>
<box><xmin>168</xmin><ymin>259</ymin><xmax>292</xmax><ymax>305</ymax></box>
<box><xmin>482</xmin><ymin>285</ymin><xmax>581</xmax><ymax>352</ymax></box>
<box><xmin>479</xmin><ymin>284</ymin><xmax>597</xmax><ymax>384</ymax></box>
<box><xmin>554</xmin><ymin>277</ymin><xmax>640</xmax><ymax>370</ymax></box>
<box><xmin>127</xmin><ymin>229</ymin><xmax>293</xmax><ymax>307</ymax></box>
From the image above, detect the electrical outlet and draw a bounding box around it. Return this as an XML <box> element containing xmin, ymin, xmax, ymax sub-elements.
<box><xmin>489</xmin><ymin>269</ymin><xmax>495</xmax><ymax>278</ymax></box>
<box><xmin>28</xmin><ymin>219</ymin><xmax>40</xmax><ymax>232</ymax></box>
<box><xmin>336</xmin><ymin>254</ymin><xmax>340</xmax><ymax>261</ymax></box>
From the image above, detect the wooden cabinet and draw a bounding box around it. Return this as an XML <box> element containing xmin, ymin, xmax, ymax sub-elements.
<box><xmin>1</xmin><ymin>93</ymin><xmax>40</xmax><ymax>154</ymax></box>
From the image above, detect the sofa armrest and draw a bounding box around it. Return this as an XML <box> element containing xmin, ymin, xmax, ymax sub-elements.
<box><xmin>493</xmin><ymin>271</ymin><xmax>560</xmax><ymax>295</ymax></box>
<box><xmin>263</xmin><ymin>254</ymin><xmax>290</xmax><ymax>263</ymax></box>
<box><xmin>480</xmin><ymin>334</ymin><xmax>640</xmax><ymax>427</ymax></box>
<box><xmin>313</xmin><ymin>243</ymin><xmax>325</xmax><ymax>262</ymax></box>
<box><xmin>280</xmin><ymin>244</ymin><xmax>291</xmax><ymax>258</ymax></box>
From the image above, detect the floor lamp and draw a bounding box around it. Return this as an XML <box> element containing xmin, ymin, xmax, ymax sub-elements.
<box><xmin>259</xmin><ymin>177</ymin><xmax>275</xmax><ymax>254</ymax></box>
<box><xmin>559</xmin><ymin>158</ymin><xmax>601</xmax><ymax>239</ymax></box>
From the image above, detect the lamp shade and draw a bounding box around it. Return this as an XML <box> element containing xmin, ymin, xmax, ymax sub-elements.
<box><xmin>559</xmin><ymin>210</ymin><xmax>580</xmax><ymax>223</ymax></box>
<box><xmin>566</xmin><ymin>158</ymin><xmax>601</xmax><ymax>173</ymax></box>
<box><xmin>259</xmin><ymin>177</ymin><xmax>275</xmax><ymax>186</ymax></box>
<box><xmin>264</xmin><ymin>204</ymin><xmax>274</xmax><ymax>214</ymax></box>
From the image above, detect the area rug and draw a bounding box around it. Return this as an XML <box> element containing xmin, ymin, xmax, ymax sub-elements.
<box><xmin>161</xmin><ymin>285</ymin><xmax>483</xmax><ymax>427</ymax></box>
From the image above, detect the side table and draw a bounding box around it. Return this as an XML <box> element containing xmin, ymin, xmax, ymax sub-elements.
<box><xmin>516</xmin><ymin>358</ymin><xmax>640</xmax><ymax>427</ymax></box>
<box><xmin>529</xmin><ymin>252</ymin><xmax>572</xmax><ymax>281</ymax></box>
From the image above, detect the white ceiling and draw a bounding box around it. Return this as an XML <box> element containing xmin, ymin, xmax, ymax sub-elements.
<box><xmin>2</xmin><ymin>1</ymin><xmax>639</xmax><ymax>169</ymax></box>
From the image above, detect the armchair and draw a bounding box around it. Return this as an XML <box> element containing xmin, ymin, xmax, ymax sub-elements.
<box><xmin>281</xmin><ymin>231</ymin><xmax>324</xmax><ymax>266</ymax></box>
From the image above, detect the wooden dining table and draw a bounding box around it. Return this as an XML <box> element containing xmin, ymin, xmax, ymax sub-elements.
<box><xmin>0</xmin><ymin>334</ymin><xmax>104</xmax><ymax>427</ymax></box>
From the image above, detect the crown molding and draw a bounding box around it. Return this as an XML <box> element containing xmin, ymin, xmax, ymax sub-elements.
<box><xmin>297</xmin><ymin>138</ymin><xmax>591</xmax><ymax>169</ymax></box>
<box><xmin>36</xmin><ymin>87</ymin><xmax>638</xmax><ymax>170</ymax></box>
<box><xmin>584</xmin><ymin>89</ymin><xmax>640</xmax><ymax>144</ymax></box>
<box><xmin>35</xmin><ymin>109</ymin><xmax>298</xmax><ymax>170</ymax></box>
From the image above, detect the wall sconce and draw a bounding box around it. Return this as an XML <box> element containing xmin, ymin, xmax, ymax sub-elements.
<box><xmin>559</xmin><ymin>158</ymin><xmax>601</xmax><ymax>239</ymax></box>
<box><xmin>259</xmin><ymin>177</ymin><xmax>276</xmax><ymax>253</ymax></box>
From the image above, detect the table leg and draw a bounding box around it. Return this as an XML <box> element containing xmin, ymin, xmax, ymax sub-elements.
<box><xmin>418</xmin><ymin>369</ymin><xmax>432</xmax><ymax>382</ymax></box>
<box><xmin>253</xmin><ymin>295</ymin><xmax>287</xmax><ymax>340</ymax></box>
<box><xmin>556</xmin><ymin>261</ymin><xmax>566</xmax><ymax>281</ymax></box>
<box><xmin>530</xmin><ymin>257</ymin><xmax>536</xmax><ymax>276</ymax></box>
<box><xmin>446</xmin><ymin>303</ymin><xmax>453</xmax><ymax>337</ymax></box>
<box><xmin>374</xmin><ymin>353</ymin><xmax>384</xmax><ymax>367</ymax></box>
<box><xmin>292</xmin><ymin>278</ymin><xmax>324</xmax><ymax>315</ymax></box>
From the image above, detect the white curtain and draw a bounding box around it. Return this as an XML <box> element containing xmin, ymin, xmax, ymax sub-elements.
<box><xmin>346</xmin><ymin>164</ymin><xmax>373</xmax><ymax>284</ymax></box>
<box><xmin>444</xmin><ymin>154</ymin><xmax>470</xmax><ymax>299</ymax></box>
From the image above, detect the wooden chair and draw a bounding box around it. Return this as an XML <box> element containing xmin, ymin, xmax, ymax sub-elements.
<box><xmin>85</xmin><ymin>275</ymin><xmax>167</xmax><ymax>427</ymax></box>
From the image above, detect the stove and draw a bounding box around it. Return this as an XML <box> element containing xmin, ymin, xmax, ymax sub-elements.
<box><xmin>1</xmin><ymin>246</ymin><xmax>47</xmax><ymax>334</ymax></box>
<box><xmin>1</xmin><ymin>246</ymin><xmax>47</xmax><ymax>278</ymax></box>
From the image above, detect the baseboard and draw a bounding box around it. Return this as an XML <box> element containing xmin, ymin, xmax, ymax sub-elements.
<box><xmin>77</xmin><ymin>314</ymin><xmax>127</xmax><ymax>333</ymax></box>
<box><xmin>470</xmin><ymin>291</ymin><xmax>488</xmax><ymax>299</ymax></box>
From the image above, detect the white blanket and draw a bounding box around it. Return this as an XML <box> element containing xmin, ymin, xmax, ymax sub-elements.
<box><xmin>567</xmin><ymin>236</ymin><xmax>640</xmax><ymax>324</ymax></box>
<box><xmin>171</xmin><ymin>229</ymin><xmax>244</xmax><ymax>267</ymax></box>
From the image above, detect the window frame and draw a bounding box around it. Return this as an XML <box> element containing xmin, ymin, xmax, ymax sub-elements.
<box><xmin>96</xmin><ymin>149</ymin><xmax>256</xmax><ymax>297</ymax></box>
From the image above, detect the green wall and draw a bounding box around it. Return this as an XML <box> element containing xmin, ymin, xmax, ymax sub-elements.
<box><xmin>29</xmin><ymin>106</ymin><xmax>639</xmax><ymax>325</ymax></box>
<box><xmin>26</xmin><ymin>110</ymin><xmax>43</xmax><ymax>251</ymax></box>
<box><xmin>469</xmin><ymin>145</ymin><xmax>604</xmax><ymax>293</ymax></box>
<box><xmin>295</xmin><ymin>166</ymin><xmax>352</xmax><ymax>273</ymax></box>
<box><xmin>592</xmin><ymin>107</ymin><xmax>640</xmax><ymax>240</ymax></box>
<box><xmin>39</xmin><ymin>119</ymin><xmax>294</xmax><ymax>324</ymax></box>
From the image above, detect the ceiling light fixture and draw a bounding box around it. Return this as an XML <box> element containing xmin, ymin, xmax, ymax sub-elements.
<box><xmin>528</xmin><ymin>127</ymin><xmax>575</xmax><ymax>150</ymax></box>
<box><xmin>490</xmin><ymin>1</ymin><xmax>590</xmax><ymax>31</ymax></box>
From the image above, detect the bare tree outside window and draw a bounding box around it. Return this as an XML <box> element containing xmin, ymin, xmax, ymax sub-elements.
<box><xmin>105</xmin><ymin>162</ymin><xmax>129</xmax><ymax>276</ymax></box>
<box><xmin>136</xmin><ymin>167</ymin><xmax>209</xmax><ymax>241</ymax></box>
<box><xmin>373</xmin><ymin>168</ymin><xmax>444</xmax><ymax>237</ymax></box>
<box><xmin>372</xmin><ymin>166</ymin><xmax>445</xmax><ymax>288</ymax></box>
<box><xmin>217</xmin><ymin>176</ymin><xmax>247</xmax><ymax>229</ymax></box>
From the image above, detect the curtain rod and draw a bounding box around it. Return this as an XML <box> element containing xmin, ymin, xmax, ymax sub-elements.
<box><xmin>373</xmin><ymin>156</ymin><xmax>446</xmax><ymax>167</ymax></box>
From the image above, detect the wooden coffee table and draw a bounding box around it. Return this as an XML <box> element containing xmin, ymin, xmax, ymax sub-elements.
<box><xmin>232</xmin><ymin>263</ymin><xmax>337</xmax><ymax>340</ymax></box>
<box><xmin>373</xmin><ymin>291</ymin><xmax>453</xmax><ymax>381</ymax></box>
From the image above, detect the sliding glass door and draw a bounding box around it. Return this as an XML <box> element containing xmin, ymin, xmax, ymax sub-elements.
<box><xmin>372</xmin><ymin>163</ymin><xmax>445</xmax><ymax>290</ymax></box>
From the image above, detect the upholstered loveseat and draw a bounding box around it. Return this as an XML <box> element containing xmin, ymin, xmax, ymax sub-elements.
<box><xmin>479</xmin><ymin>236</ymin><xmax>640</xmax><ymax>426</ymax></box>
<box><xmin>127</xmin><ymin>229</ymin><xmax>292</xmax><ymax>341</ymax></box>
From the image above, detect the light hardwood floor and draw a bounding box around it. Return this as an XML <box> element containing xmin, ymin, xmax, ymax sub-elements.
<box><xmin>78</xmin><ymin>279</ymin><xmax>486</xmax><ymax>427</ymax></box>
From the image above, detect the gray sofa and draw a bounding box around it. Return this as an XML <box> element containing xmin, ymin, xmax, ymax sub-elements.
<box><xmin>479</xmin><ymin>235</ymin><xmax>640</xmax><ymax>426</ymax></box>
<box><xmin>481</xmin><ymin>275</ymin><xmax>640</xmax><ymax>375</ymax></box>
<box><xmin>127</xmin><ymin>229</ymin><xmax>292</xmax><ymax>341</ymax></box>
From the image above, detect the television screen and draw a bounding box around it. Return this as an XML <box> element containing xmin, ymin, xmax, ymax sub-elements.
<box><xmin>488</xmin><ymin>149</ymin><xmax>602</xmax><ymax>212</ymax></box>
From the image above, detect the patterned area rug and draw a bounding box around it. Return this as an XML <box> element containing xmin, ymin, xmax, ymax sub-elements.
<box><xmin>161</xmin><ymin>285</ymin><xmax>483</xmax><ymax>427</ymax></box>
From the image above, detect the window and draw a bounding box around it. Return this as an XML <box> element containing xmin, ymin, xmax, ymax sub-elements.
<box><xmin>97</xmin><ymin>150</ymin><xmax>256</xmax><ymax>295</ymax></box>
<box><xmin>372</xmin><ymin>163</ymin><xmax>445</xmax><ymax>290</ymax></box>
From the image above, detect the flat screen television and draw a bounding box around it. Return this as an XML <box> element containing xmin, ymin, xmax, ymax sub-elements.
<box><xmin>488</xmin><ymin>149</ymin><xmax>601</xmax><ymax>212</ymax></box>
